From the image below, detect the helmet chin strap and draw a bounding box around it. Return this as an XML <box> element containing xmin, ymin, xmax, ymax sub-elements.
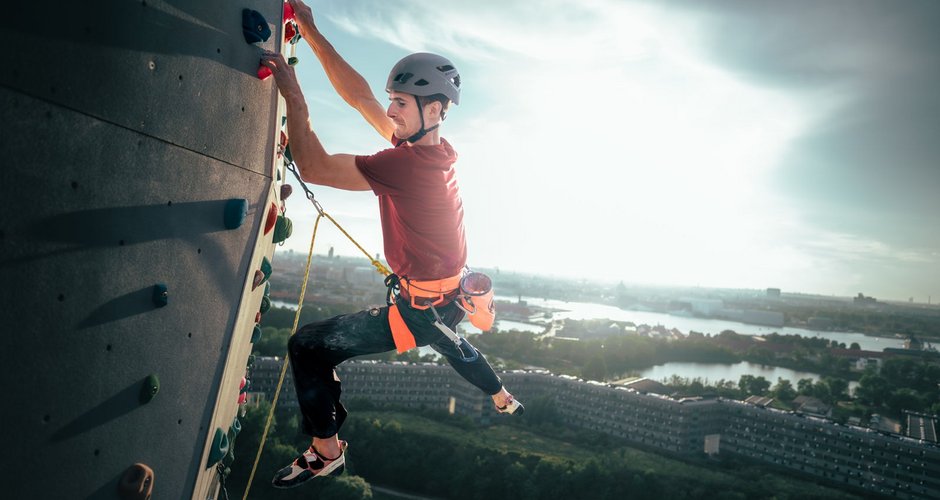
<box><xmin>404</xmin><ymin>95</ymin><xmax>440</xmax><ymax>144</ymax></box>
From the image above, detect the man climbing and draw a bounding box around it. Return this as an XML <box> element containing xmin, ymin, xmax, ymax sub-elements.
<box><xmin>260</xmin><ymin>0</ymin><xmax>523</xmax><ymax>489</ymax></box>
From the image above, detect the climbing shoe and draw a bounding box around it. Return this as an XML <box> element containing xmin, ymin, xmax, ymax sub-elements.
<box><xmin>496</xmin><ymin>395</ymin><xmax>525</xmax><ymax>415</ymax></box>
<box><xmin>272</xmin><ymin>441</ymin><xmax>347</xmax><ymax>489</ymax></box>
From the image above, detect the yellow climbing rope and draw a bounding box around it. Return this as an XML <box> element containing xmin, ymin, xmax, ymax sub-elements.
<box><xmin>242</xmin><ymin>195</ymin><xmax>389</xmax><ymax>499</ymax></box>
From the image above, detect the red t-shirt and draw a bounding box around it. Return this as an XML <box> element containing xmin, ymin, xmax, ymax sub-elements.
<box><xmin>355</xmin><ymin>137</ymin><xmax>467</xmax><ymax>280</ymax></box>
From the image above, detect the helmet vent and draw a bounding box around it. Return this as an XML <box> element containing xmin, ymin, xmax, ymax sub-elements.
<box><xmin>437</xmin><ymin>65</ymin><xmax>455</xmax><ymax>72</ymax></box>
<box><xmin>414</xmin><ymin>79</ymin><xmax>429</xmax><ymax>86</ymax></box>
<box><xmin>394</xmin><ymin>72</ymin><xmax>413</xmax><ymax>84</ymax></box>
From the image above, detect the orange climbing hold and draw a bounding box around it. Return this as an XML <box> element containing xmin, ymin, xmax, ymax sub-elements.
<box><xmin>118</xmin><ymin>463</ymin><xmax>154</xmax><ymax>500</ymax></box>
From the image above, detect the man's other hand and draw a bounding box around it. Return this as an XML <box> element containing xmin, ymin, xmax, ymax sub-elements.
<box><xmin>287</xmin><ymin>0</ymin><xmax>316</xmax><ymax>38</ymax></box>
<box><xmin>260</xmin><ymin>51</ymin><xmax>302</xmax><ymax>101</ymax></box>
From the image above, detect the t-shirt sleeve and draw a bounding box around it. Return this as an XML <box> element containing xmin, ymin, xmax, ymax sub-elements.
<box><xmin>355</xmin><ymin>147</ymin><xmax>412</xmax><ymax>196</ymax></box>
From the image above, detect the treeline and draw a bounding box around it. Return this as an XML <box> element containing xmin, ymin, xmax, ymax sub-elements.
<box><xmin>475</xmin><ymin>330</ymin><xmax>738</xmax><ymax>381</ymax></box>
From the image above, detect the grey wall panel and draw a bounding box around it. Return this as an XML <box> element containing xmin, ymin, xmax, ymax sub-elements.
<box><xmin>0</xmin><ymin>85</ymin><xmax>272</xmax><ymax>497</ymax></box>
<box><xmin>1</xmin><ymin>0</ymin><xmax>282</xmax><ymax>175</ymax></box>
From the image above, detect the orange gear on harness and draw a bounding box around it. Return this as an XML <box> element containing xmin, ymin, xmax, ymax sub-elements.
<box><xmin>384</xmin><ymin>271</ymin><xmax>495</xmax><ymax>359</ymax></box>
<box><xmin>385</xmin><ymin>272</ymin><xmax>462</xmax><ymax>353</ymax></box>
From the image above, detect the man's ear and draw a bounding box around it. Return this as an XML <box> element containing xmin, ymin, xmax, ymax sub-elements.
<box><xmin>426</xmin><ymin>100</ymin><xmax>443</xmax><ymax>120</ymax></box>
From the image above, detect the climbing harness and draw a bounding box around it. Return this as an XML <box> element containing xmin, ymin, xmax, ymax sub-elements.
<box><xmin>384</xmin><ymin>272</ymin><xmax>479</xmax><ymax>361</ymax></box>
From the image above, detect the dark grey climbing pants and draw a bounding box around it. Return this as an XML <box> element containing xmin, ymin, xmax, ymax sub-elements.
<box><xmin>287</xmin><ymin>295</ymin><xmax>503</xmax><ymax>438</ymax></box>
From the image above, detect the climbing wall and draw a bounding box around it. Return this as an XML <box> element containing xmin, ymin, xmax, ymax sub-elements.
<box><xmin>0</xmin><ymin>1</ymin><xmax>291</xmax><ymax>498</ymax></box>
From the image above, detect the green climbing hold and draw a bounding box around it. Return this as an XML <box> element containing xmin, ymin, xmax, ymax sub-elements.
<box><xmin>206</xmin><ymin>428</ymin><xmax>229</xmax><ymax>468</ymax></box>
<box><xmin>259</xmin><ymin>295</ymin><xmax>271</xmax><ymax>314</ymax></box>
<box><xmin>231</xmin><ymin>416</ymin><xmax>242</xmax><ymax>437</ymax></box>
<box><xmin>152</xmin><ymin>284</ymin><xmax>168</xmax><ymax>308</ymax></box>
<box><xmin>139</xmin><ymin>374</ymin><xmax>160</xmax><ymax>404</ymax></box>
<box><xmin>288</xmin><ymin>56</ymin><xmax>299</xmax><ymax>66</ymax></box>
<box><xmin>224</xmin><ymin>198</ymin><xmax>249</xmax><ymax>229</ymax></box>
<box><xmin>251</xmin><ymin>324</ymin><xmax>262</xmax><ymax>343</ymax></box>
<box><xmin>260</xmin><ymin>257</ymin><xmax>273</xmax><ymax>285</ymax></box>
<box><xmin>264</xmin><ymin>281</ymin><xmax>271</xmax><ymax>297</ymax></box>
<box><xmin>273</xmin><ymin>215</ymin><xmax>293</xmax><ymax>244</ymax></box>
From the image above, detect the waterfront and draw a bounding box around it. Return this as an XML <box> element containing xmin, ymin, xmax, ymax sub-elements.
<box><xmin>637</xmin><ymin>361</ymin><xmax>860</xmax><ymax>392</ymax></box>
<box><xmin>511</xmin><ymin>296</ymin><xmax>906</xmax><ymax>351</ymax></box>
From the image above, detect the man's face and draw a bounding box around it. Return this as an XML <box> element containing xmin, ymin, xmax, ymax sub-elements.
<box><xmin>387</xmin><ymin>91</ymin><xmax>420</xmax><ymax>139</ymax></box>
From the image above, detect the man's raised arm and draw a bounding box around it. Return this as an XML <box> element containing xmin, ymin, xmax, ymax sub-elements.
<box><xmin>288</xmin><ymin>0</ymin><xmax>394</xmax><ymax>141</ymax></box>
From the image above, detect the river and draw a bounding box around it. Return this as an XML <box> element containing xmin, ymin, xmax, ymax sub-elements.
<box><xmin>509</xmin><ymin>296</ymin><xmax>905</xmax><ymax>351</ymax></box>
<box><xmin>637</xmin><ymin>361</ymin><xmax>860</xmax><ymax>392</ymax></box>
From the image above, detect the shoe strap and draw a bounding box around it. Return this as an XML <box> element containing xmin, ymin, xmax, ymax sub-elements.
<box><xmin>309</xmin><ymin>445</ymin><xmax>342</xmax><ymax>462</ymax></box>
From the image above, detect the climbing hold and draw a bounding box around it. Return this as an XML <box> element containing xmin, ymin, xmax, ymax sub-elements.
<box><xmin>152</xmin><ymin>284</ymin><xmax>168</xmax><ymax>308</ymax></box>
<box><xmin>273</xmin><ymin>215</ymin><xmax>293</xmax><ymax>244</ymax></box>
<box><xmin>288</xmin><ymin>56</ymin><xmax>299</xmax><ymax>66</ymax></box>
<box><xmin>283</xmin><ymin>1</ymin><xmax>295</xmax><ymax>21</ymax></box>
<box><xmin>247</xmin><ymin>354</ymin><xmax>256</xmax><ymax>367</ymax></box>
<box><xmin>280</xmin><ymin>184</ymin><xmax>293</xmax><ymax>200</ymax></box>
<box><xmin>223</xmin><ymin>198</ymin><xmax>249</xmax><ymax>229</ymax></box>
<box><xmin>263</xmin><ymin>281</ymin><xmax>271</xmax><ymax>297</ymax></box>
<box><xmin>281</xmin><ymin>115</ymin><xmax>287</xmax><ymax>126</ymax></box>
<box><xmin>260</xmin><ymin>256</ymin><xmax>272</xmax><ymax>283</ymax></box>
<box><xmin>251</xmin><ymin>324</ymin><xmax>262</xmax><ymax>343</ymax></box>
<box><xmin>284</xmin><ymin>144</ymin><xmax>293</xmax><ymax>163</ymax></box>
<box><xmin>118</xmin><ymin>463</ymin><xmax>154</xmax><ymax>500</ymax></box>
<box><xmin>257</xmin><ymin>64</ymin><xmax>272</xmax><ymax>80</ymax></box>
<box><xmin>285</xmin><ymin>22</ymin><xmax>297</xmax><ymax>44</ymax></box>
<box><xmin>264</xmin><ymin>202</ymin><xmax>278</xmax><ymax>234</ymax></box>
<box><xmin>206</xmin><ymin>428</ymin><xmax>229</xmax><ymax>468</ymax></box>
<box><xmin>139</xmin><ymin>374</ymin><xmax>160</xmax><ymax>404</ymax></box>
<box><xmin>231</xmin><ymin>416</ymin><xmax>242</xmax><ymax>438</ymax></box>
<box><xmin>242</xmin><ymin>9</ymin><xmax>271</xmax><ymax>44</ymax></box>
<box><xmin>238</xmin><ymin>392</ymin><xmax>249</xmax><ymax>405</ymax></box>
<box><xmin>255</xmin><ymin>311</ymin><xmax>262</xmax><ymax>324</ymax></box>
<box><xmin>240</xmin><ymin>377</ymin><xmax>251</xmax><ymax>394</ymax></box>
<box><xmin>260</xmin><ymin>295</ymin><xmax>271</xmax><ymax>314</ymax></box>
<box><xmin>252</xmin><ymin>270</ymin><xmax>265</xmax><ymax>291</ymax></box>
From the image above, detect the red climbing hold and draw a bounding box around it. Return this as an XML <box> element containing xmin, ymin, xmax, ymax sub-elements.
<box><xmin>257</xmin><ymin>64</ymin><xmax>272</xmax><ymax>80</ymax></box>
<box><xmin>264</xmin><ymin>202</ymin><xmax>278</xmax><ymax>234</ymax></box>
<box><xmin>255</xmin><ymin>311</ymin><xmax>262</xmax><ymax>324</ymax></box>
<box><xmin>238</xmin><ymin>392</ymin><xmax>249</xmax><ymax>405</ymax></box>
<box><xmin>284</xmin><ymin>1</ymin><xmax>295</xmax><ymax>22</ymax></box>
<box><xmin>285</xmin><ymin>21</ymin><xmax>297</xmax><ymax>43</ymax></box>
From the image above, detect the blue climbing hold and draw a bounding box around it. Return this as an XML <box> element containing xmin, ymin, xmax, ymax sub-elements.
<box><xmin>224</xmin><ymin>198</ymin><xmax>249</xmax><ymax>229</ymax></box>
<box><xmin>242</xmin><ymin>9</ymin><xmax>271</xmax><ymax>44</ymax></box>
<box><xmin>152</xmin><ymin>284</ymin><xmax>168</xmax><ymax>308</ymax></box>
<box><xmin>251</xmin><ymin>324</ymin><xmax>262</xmax><ymax>343</ymax></box>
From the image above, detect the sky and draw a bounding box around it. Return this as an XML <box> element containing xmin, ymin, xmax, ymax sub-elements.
<box><xmin>279</xmin><ymin>0</ymin><xmax>940</xmax><ymax>302</ymax></box>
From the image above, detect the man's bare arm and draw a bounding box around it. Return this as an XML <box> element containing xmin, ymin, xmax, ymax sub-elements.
<box><xmin>261</xmin><ymin>52</ymin><xmax>371</xmax><ymax>191</ymax></box>
<box><xmin>288</xmin><ymin>0</ymin><xmax>394</xmax><ymax>141</ymax></box>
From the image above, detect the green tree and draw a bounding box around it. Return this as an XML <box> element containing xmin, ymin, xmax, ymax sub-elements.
<box><xmin>771</xmin><ymin>378</ymin><xmax>796</xmax><ymax>401</ymax></box>
<box><xmin>887</xmin><ymin>388</ymin><xmax>924</xmax><ymax>413</ymax></box>
<box><xmin>856</xmin><ymin>371</ymin><xmax>890</xmax><ymax>407</ymax></box>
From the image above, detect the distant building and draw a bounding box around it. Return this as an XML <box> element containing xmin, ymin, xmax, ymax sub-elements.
<box><xmin>853</xmin><ymin>293</ymin><xmax>877</xmax><ymax>305</ymax></box>
<box><xmin>792</xmin><ymin>395</ymin><xmax>832</xmax><ymax>417</ymax></box>
<box><xmin>766</xmin><ymin>288</ymin><xmax>781</xmax><ymax>298</ymax></box>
